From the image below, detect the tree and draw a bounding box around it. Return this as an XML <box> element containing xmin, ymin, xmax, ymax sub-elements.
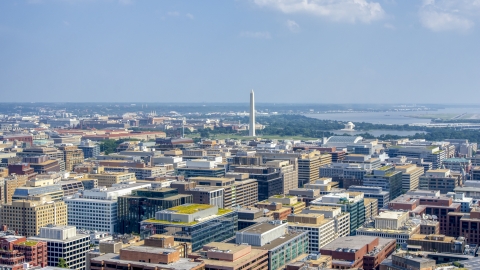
<box><xmin>99</xmin><ymin>139</ymin><xmax>117</xmax><ymax>155</ymax></box>
<box><xmin>57</xmin><ymin>258</ymin><xmax>68</xmax><ymax>268</ymax></box>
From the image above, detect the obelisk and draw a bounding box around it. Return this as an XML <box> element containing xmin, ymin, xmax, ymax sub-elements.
<box><xmin>249</xmin><ymin>90</ymin><xmax>256</xmax><ymax>137</ymax></box>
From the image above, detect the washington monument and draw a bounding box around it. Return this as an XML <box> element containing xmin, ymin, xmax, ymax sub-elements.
<box><xmin>249</xmin><ymin>90</ymin><xmax>256</xmax><ymax>137</ymax></box>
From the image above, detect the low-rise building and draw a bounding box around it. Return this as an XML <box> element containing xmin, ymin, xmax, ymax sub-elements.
<box><xmin>407</xmin><ymin>234</ymin><xmax>465</xmax><ymax>253</ymax></box>
<box><xmin>379</xmin><ymin>252</ymin><xmax>437</xmax><ymax>270</ymax></box>
<box><xmin>356</xmin><ymin>211</ymin><xmax>421</xmax><ymax>244</ymax></box>
<box><xmin>320</xmin><ymin>235</ymin><xmax>396</xmax><ymax>270</ymax></box>
<box><xmin>188</xmin><ymin>242</ymin><xmax>269</xmax><ymax>270</ymax></box>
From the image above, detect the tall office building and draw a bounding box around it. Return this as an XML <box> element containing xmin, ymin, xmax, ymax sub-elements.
<box><xmin>249</xmin><ymin>90</ymin><xmax>255</xmax><ymax>137</ymax></box>
<box><xmin>0</xmin><ymin>195</ymin><xmax>68</xmax><ymax>237</ymax></box>
<box><xmin>29</xmin><ymin>225</ymin><xmax>90</xmax><ymax>270</ymax></box>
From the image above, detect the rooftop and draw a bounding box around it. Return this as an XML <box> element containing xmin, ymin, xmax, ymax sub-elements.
<box><xmin>169</xmin><ymin>204</ymin><xmax>214</xmax><ymax>214</ymax></box>
<box><xmin>91</xmin><ymin>253</ymin><xmax>203</xmax><ymax>270</ymax></box>
<box><xmin>321</xmin><ymin>235</ymin><xmax>381</xmax><ymax>251</ymax></box>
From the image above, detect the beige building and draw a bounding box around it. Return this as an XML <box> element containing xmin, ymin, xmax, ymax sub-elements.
<box><xmin>0</xmin><ymin>195</ymin><xmax>67</xmax><ymax>237</ymax></box>
<box><xmin>297</xmin><ymin>151</ymin><xmax>332</xmax><ymax>187</ymax></box>
<box><xmin>302</xmin><ymin>206</ymin><xmax>351</xmax><ymax>237</ymax></box>
<box><xmin>89</xmin><ymin>172</ymin><xmax>136</xmax><ymax>187</ymax></box>
<box><xmin>2</xmin><ymin>174</ymin><xmax>28</xmax><ymax>204</ymax></box>
<box><xmin>395</xmin><ymin>164</ymin><xmax>424</xmax><ymax>191</ymax></box>
<box><xmin>287</xmin><ymin>213</ymin><xmax>336</xmax><ymax>252</ymax></box>
<box><xmin>58</xmin><ymin>145</ymin><xmax>85</xmax><ymax>172</ymax></box>
<box><xmin>190</xmin><ymin>176</ymin><xmax>258</xmax><ymax>208</ymax></box>
<box><xmin>364</xmin><ymin>198</ymin><xmax>379</xmax><ymax>220</ymax></box>
<box><xmin>266</xmin><ymin>160</ymin><xmax>298</xmax><ymax>194</ymax></box>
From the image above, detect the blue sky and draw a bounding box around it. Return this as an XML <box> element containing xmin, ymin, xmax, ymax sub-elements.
<box><xmin>0</xmin><ymin>0</ymin><xmax>479</xmax><ymax>103</ymax></box>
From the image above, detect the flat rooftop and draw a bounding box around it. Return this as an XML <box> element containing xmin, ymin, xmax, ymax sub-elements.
<box><xmin>91</xmin><ymin>253</ymin><xmax>203</xmax><ymax>270</ymax></box>
<box><xmin>409</xmin><ymin>234</ymin><xmax>455</xmax><ymax>243</ymax></box>
<box><xmin>122</xmin><ymin>245</ymin><xmax>177</xmax><ymax>255</ymax></box>
<box><xmin>169</xmin><ymin>204</ymin><xmax>214</xmax><ymax>214</ymax></box>
<box><xmin>321</xmin><ymin>236</ymin><xmax>379</xmax><ymax>251</ymax></box>
<box><xmin>239</xmin><ymin>223</ymin><xmax>284</xmax><ymax>235</ymax></box>
<box><xmin>254</xmin><ymin>232</ymin><xmax>307</xmax><ymax>251</ymax></box>
<box><xmin>376</xmin><ymin>211</ymin><xmax>407</xmax><ymax>219</ymax></box>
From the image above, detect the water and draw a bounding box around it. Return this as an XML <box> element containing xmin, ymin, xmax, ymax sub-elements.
<box><xmin>329</xmin><ymin>130</ymin><xmax>426</xmax><ymax>136</ymax></box>
<box><xmin>305</xmin><ymin>107</ymin><xmax>480</xmax><ymax>125</ymax></box>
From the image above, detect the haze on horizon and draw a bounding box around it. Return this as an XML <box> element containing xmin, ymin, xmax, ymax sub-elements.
<box><xmin>1</xmin><ymin>0</ymin><xmax>479</xmax><ymax>104</ymax></box>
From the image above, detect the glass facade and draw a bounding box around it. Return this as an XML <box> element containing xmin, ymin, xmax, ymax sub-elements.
<box><xmin>116</xmin><ymin>189</ymin><xmax>193</xmax><ymax>234</ymax></box>
<box><xmin>140</xmin><ymin>211</ymin><xmax>237</xmax><ymax>251</ymax></box>
<box><xmin>268</xmin><ymin>232</ymin><xmax>309</xmax><ymax>270</ymax></box>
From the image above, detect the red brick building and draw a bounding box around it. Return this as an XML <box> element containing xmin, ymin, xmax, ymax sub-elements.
<box><xmin>0</xmin><ymin>236</ymin><xmax>47</xmax><ymax>270</ymax></box>
<box><xmin>7</xmin><ymin>163</ymin><xmax>37</xmax><ymax>180</ymax></box>
<box><xmin>0</xmin><ymin>135</ymin><xmax>33</xmax><ymax>146</ymax></box>
<box><xmin>388</xmin><ymin>194</ymin><xmax>460</xmax><ymax>235</ymax></box>
<box><xmin>320</xmin><ymin>236</ymin><xmax>396</xmax><ymax>270</ymax></box>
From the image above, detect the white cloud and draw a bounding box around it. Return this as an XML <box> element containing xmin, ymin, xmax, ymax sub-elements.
<box><xmin>186</xmin><ymin>13</ymin><xmax>194</xmax><ymax>19</ymax></box>
<box><xmin>286</xmin><ymin>19</ymin><xmax>300</xmax><ymax>32</ymax></box>
<box><xmin>252</xmin><ymin>0</ymin><xmax>385</xmax><ymax>23</ymax></box>
<box><xmin>167</xmin><ymin>11</ymin><xmax>180</xmax><ymax>16</ymax></box>
<box><xmin>419</xmin><ymin>0</ymin><xmax>480</xmax><ymax>32</ymax></box>
<box><xmin>240</xmin><ymin>31</ymin><xmax>272</xmax><ymax>39</ymax></box>
<box><xmin>383</xmin><ymin>22</ymin><xmax>395</xmax><ymax>29</ymax></box>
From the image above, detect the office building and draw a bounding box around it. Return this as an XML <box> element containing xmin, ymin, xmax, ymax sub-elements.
<box><xmin>388</xmin><ymin>146</ymin><xmax>445</xmax><ymax>169</ymax></box>
<box><xmin>356</xmin><ymin>211</ymin><xmax>421</xmax><ymax>244</ymax></box>
<box><xmin>8</xmin><ymin>163</ymin><xmax>37</xmax><ymax>180</ymax></box>
<box><xmin>311</xmin><ymin>192</ymin><xmax>365</xmax><ymax>235</ymax></box>
<box><xmin>78</xmin><ymin>140</ymin><xmax>100</xmax><ymax>159</ymax></box>
<box><xmin>2</xmin><ymin>174</ymin><xmax>28</xmax><ymax>204</ymax></box>
<box><xmin>256</xmin><ymin>195</ymin><xmax>306</xmax><ymax>215</ymax></box>
<box><xmin>140</xmin><ymin>204</ymin><xmax>237</xmax><ymax>251</ymax></box>
<box><xmin>0</xmin><ymin>195</ymin><xmax>68</xmax><ymax>237</ymax></box>
<box><xmin>171</xmin><ymin>181</ymin><xmax>225</xmax><ymax>208</ymax></box>
<box><xmin>287</xmin><ymin>213</ymin><xmax>336</xmax><ymax>252</ymax></box>
<box><xmin>12</xmin><ymin>185</ymin><xmax>64</xmax><ymax>201</ymax></box>
<box><xmin>348</xmin><ymin>185</ymin><xmax>389</xmax><ymax>208</ymax></box>
<box><xmin>188</xmin><ymin>242</ymin><xmax>269</xmax><ymax>270</ymax></box>
<box><xmin>364</xmin><ymin>198</ymin><xmax>379</xmax><ymax>220</ymax></box>
<box><xmin>407</xmin><ymin>234</ymin><xmax>466</xmax><ymax>254</ymax></box>
<box><xmin>91</xmin><ymin>245</ymin><xmax>205</xmax><ymax>270</ymax></box>
<box><xmin>320</xmin><ymin>235</ymin><xmax>396</xmax><ymax>270</ymax></box>
<box><xmin>189</xmin><ymin>176</ymin><xmax>258</xmax><ymax>208</ymax></box>
<box><xmin>446</xmin><ymin>192</ymin><xmax>473</xmax><ymax>213</ymax></box>
<box><xmin>23</xmin><ymin>155</ymin><xmax>61</xmax><ymax>174</ymax></box>
<box><xmin>394</xmin><ymin>164</ymin><xmax>424</xmax><ymax>192</ymax></box>
<box><xmin>419</xmin><ymin>169</ymin><xmax>461</xmax><ymax>194</ymax></box>
<box><xmin>234</xmin><ymin>166</ymin><xmax>283</xmax><ymax>201</ymax></box>
<box><xmin>58</xmin><ymin>144</ymin><xmax>84</xmax><ymax>172</ymax></box>
<box><xmin>89</xmin><ymin>172</ymin><xmax>136</xmax><ymax>187</ymax></box>
<box><xmin>297</xmin><ymin>151</ymin><xmax>331</xmax><ymax>187</ymax></box>
<box><xmin>363</xmin><ymin>166</ymin><xmax>402</xmax><ymax>200</ymax></box>
<box><xmin>237</xmin><ymin>207</ymin><xmax>272</xmax><ymax>230</ymax></box>
<box><xmin>302</xmin><ymin>205</ymin><xmax>350</xmax><ymax>237</ymax></box>
<box><xmin>379</xmin><ymin>252</ymin><xmax>437</xmax><ymax>270</ymax></box>
<box><xmin>117</xmin><ymin>188</ymin><xmax>193</xmax><ymax>234</ymax></box>
<box><xmin>236</xmin><ymin>222</ymin><xmax>309</xmax><ymax>270</ymax></box>
<box><xmin>388</xmin><ymin>194</ymin><xmax>460</xmax><ymax>235</ymax></box>
<box><xmin>29</xmin><ymin>226</ymin><xmax>92</xmax><ymax>270</ymax></box>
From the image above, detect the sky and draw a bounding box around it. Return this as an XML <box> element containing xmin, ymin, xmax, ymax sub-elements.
<box><xmin>0</xmin><ymin>0</ymin><xmax>479</xmax><ymax>103</ymax></box>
